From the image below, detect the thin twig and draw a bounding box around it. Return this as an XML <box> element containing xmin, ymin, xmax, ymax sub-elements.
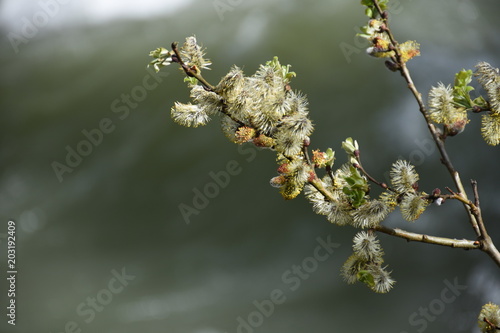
<box><xmin>326</xmin><ymin>165</ymin><xmax>335</xmax><ymax>182</ymax></box>
<box><xmin>483</xmin><ymin>317</ymin><xmax>500</xmax><ymax>330</ymax></box>
<box><xmin>171</xmin><ymin>42</ymin><xmax>215</xmax><ymax>91</ymax></box>
<box><xmin>373</xmin><ymin>225</ymin><xmax>480</xmax><ymax>249</ymax></box>
<box><xmin>302</xmin><ymin>144</ymin><xmax>312</xmax><ymax>166</ymax></box>
<box><xmin>309</xmin><ymin>176</ymin><xmax>335</xmax><ymax>202</ymax></box>
<box><xmin>445</xmin><ymin>187</ymin><xmax>474</xmax><ymax>206</ymax></box>
<box><xmin>353</xmin><ymin>150</ymin><xmax>391</xmax><ymax>191</ymax></box>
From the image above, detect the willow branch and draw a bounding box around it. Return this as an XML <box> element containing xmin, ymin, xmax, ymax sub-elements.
<box><xmin>370</xmin><ymin>0</ymin><xmax>500</xmax><ymax>266</ymax></box>
<box><xmin>373</xmin><ymin>224</ymin><xmax>480</xmax><ymax>249</ymax></box>
<box><xmin>309</xmin><ymin>176</ymin><xmax>335</xmax><ymax>202</ymax></box>
<box><xmin>470</xmin><ymin>180</ymin><xmax>500</xmax><ymax>266</ymax></box>
<box><xmin>372</xmin><ymin>1</ymin><xmax>481</xmax><ymax>236</ymax></box>
<box><xmin>302</xmin><ymin>143</ymin><xmax>313</xmax><ymax>166</ymax></box>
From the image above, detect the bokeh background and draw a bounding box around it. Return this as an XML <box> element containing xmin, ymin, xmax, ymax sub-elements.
<box><xmin>1</xmin><ymin>0</ymin><xmax>499</xmax><ymax>332</ymax></box>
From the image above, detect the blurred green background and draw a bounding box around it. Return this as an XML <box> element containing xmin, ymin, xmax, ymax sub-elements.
<box><xmin>1</xmin><ymin>0</ymin><xmax>499</xmax><ymax>332</ymax></box>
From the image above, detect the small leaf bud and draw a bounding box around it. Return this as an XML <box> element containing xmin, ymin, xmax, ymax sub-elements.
<box><xmin>444</xmin><ymin>119</ymin><xmax>467</xmax><ymax>137</ymax></box>
<box><xmin>384</xmin><ymin>60</ymin><xmax>400</xmax><ymax>72</ymax></box>
<box><xmin>342</xmin><ymin>137</ymin><xmax>359</xmax><ymax>155</ymax></box>
<box><xmin>270</xmin><ymin>175</ymin><xmax>286</xmax><ymax>188</ymax></box>
<box><xmin>472</xmin><ymin>105</ymin><xmax>483</xmax><ymax>113</ymax></box>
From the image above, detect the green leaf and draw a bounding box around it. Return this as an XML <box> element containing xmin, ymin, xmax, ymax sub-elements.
<box><xmin>452</xmin><ymin>69</ymin><xmax>474</xmax><ymax>109</ymax></box>
<box><xmin>361</xmin><ymin>0</ymin><xmax>388</xmax><ymax>17</ymax></box>
<box><xmin>357</xmin><ymin>25</ymin><xmax>373</xmax><ymax>39</ymax></box>
<box><xmin>342</xmin><ymin>166</ymin><xmax>369</xmax><ymax>208</ymax></box>
<box><xmin>342</xmin><ymin>137</ymin><xmax>359</xmax><ymax>155</ymax></box>
<box><xmin>265</xmin><ymin>56</ymin><xmax>296</xmax><ymax>83</ymax></box>
<box><xmin>325</xmin><ymin>148</ymin><xmax>335</xmax><ymax>167</ymax></box>
<box><xmin>357</xmin><ymin>270</ymin><xmax>375</xmax><ymax>288</ymax></box>
<box><xmin>147</xmin><ymin>47</ymin><xmax>174</xmax><ymax>73</ymax></box>
<box><xmin>149</xmin><ymin>47</ymin><xmax>171</xmax><ymax>59</ymax></box>
<box><xmin>454</xmin><ymin>69</ymin><xmax>473</xmax><ymax>87</ymax></box>
<box><xmin>348</xmin><ymin>166</ymin><xmax>368</xmax><ymax>189</ymax></box>
<box><xmin>345</xmin><ymin>177</ymin><xmax>355</xmax><ymax>186</ymax></box>
<box><xmin>452</xmin><ymin>69</ymin><xmax>490</xmax><ymax>109</ymax></box>
<box><xmin>184</xmin><ymin>77</ymin><xmax>198</xmax><ymax>85</ymax></box>
<box><xmin>378</xmin><ymin>0</ymin><xmax>389</xmax><ymax>11</ymax></box>
<box><xmin>342</xmin><ymin>186</ymin><xmax>351</xmax><ymax>196</ymax></box>
<box><xmin>472</xmin><ymin>96</ymin><xmax>489</xmax><ymax>109</ymax></box>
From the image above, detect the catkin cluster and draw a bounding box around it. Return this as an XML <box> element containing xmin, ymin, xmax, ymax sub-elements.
<box><xmin>359</xmin><ymin>17</ymin><xmax>420</xmax><ymax>64</ymax></box>
<box><xmin>215</xmin><ymin>61</ymin><xmax>313</xmax><ymax>158</ymax></box>
<box><xmin>305</xmin><ymin>150</ymin><xmax>428</xmax><ymax>230</ymax></box>
<box><xmin>342</xmin><ymin>231</ymin><xmax>394</xmax><ymax>293</ymax></box>
<box><xmin>151</xmin><ymin>37</ymin><xmax>315</xmax><ymax>200</ymax></box>
<box><xmin>303</xmin><ymin>153</ymin><xmax>428</xmax><ymax>292</ymax></box>
<box><xmin>476</xmin><ymin>62</ymin><xmax>500</xmax><ymax>145</ymax></box>
<box><xmin>427</xmin><ymin>62</ymin><xmax>500</xmax><ymax>145</ymax></box>
<box><xmin>149</xmin><ymin>36</ymin><xmax>432</xmax><ymax>294</ymax></box>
